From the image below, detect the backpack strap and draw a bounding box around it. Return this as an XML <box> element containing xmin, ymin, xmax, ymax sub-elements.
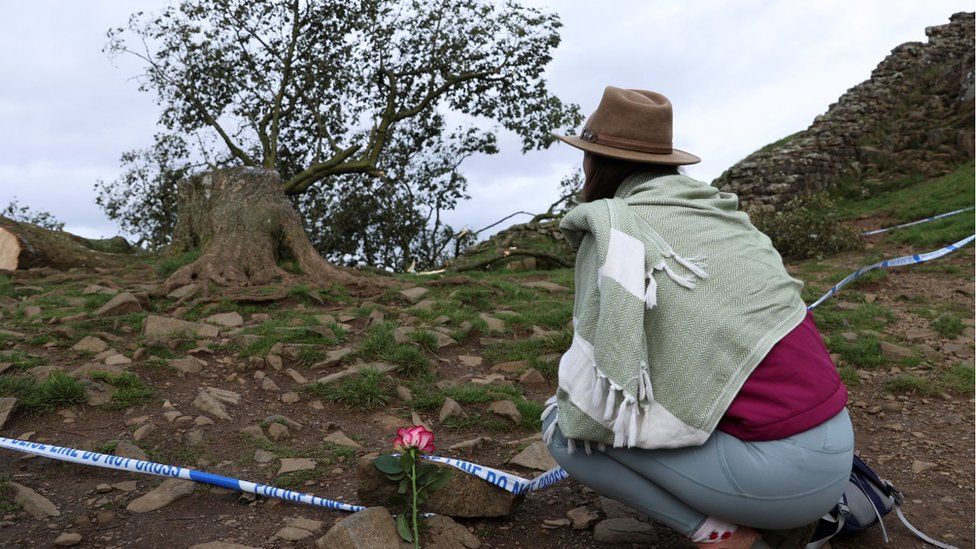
<box><xmin>884</xmin><ymin>482</ymin><xmax>959</xmax><ymax>549</ymax></box>
<box><xmin>805</xmin><ymin>503</ymin><xmax>848</xmax><ymax>549</ymax></box>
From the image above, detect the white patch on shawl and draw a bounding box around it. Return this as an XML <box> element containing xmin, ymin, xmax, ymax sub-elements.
<box><xmin>597</xmin><ymin>229</ymin><xmax>646</xmax><ymax>300</ymax></box>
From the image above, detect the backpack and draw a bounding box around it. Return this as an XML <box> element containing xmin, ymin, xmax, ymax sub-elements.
<box><xmin>806</xmin><ymin>455</ymin><xmax>957</xmax><ymax>549</ymax></box>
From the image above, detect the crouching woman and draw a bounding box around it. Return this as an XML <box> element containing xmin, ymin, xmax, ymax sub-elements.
<box><xmin>543</xmin><ymin>87</ymin><xmax>853</xmax><ymax>548</ymax></box>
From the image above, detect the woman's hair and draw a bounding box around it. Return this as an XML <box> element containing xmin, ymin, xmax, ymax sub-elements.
<box><xmin>581</xmin><ymin>153</ymin><xmax>680</xmax><ymax>202</ymax></box>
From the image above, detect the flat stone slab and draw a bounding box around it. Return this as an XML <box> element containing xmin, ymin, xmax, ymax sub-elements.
<box><xmin>95</xmin><ymin>292</ymin><xmax>143</xmax><ymax>316</ymax></box>
<box><xmin>278</xmin><ymin>458</ymin><xmax>316</xmax><ymax>476</ymax></box>
<box><xmin>144</xmin><ymin>315</ymin><xmax>219</xmax><ymax>339</ymax></box>
<box><xmin>315</xmin><ymin>507</ymin><xmax>400</xmax><ymax>549</ymax></box>
<box><xmin>127</xmin><ymin>479</ymin><xmax>196</xmax><ymax>513</ymax></box>
<box><xmin>0</xmin><ymin>397</ymin><xmax>17</xmax><ymax>431</ymax></box>
<box><xmin>10</xmin><ymin>482</ymin><xmax>60</xmax><ymax>519</ymax></box>
<box><xmin>508</xmin><ymin>441</ymin><xmax>558</xmax><ymax>471</ymax></box>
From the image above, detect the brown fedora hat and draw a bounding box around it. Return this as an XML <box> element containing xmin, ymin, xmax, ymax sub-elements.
<box><xmin>554</xmin><ymin>86</ymin><xmax>700</xmax><ymax>165</ymax></box>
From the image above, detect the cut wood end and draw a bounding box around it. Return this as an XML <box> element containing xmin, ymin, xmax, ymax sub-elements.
<box><xmin>0</xmin><ymin>228</ymin><xmax>21</xmax><ymax>270</ymax></box>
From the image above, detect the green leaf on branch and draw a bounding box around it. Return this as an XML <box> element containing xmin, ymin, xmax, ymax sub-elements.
<box><xmin>425</xmin><ymin>469</ymin><xmax>453</xmax><ymax>492</ymax></box>
<box><xmin>373</xmin><ymin>454</ymin><xmax>404</xmax><ymax>475</ymax></box>
<box><xmin>396</xmin><ymin>513</ymin><xmax>413</xmax><ymax>543</ymax></box>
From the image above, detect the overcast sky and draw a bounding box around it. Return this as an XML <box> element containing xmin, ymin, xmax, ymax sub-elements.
<box><xmin>0</xmin><ymin>0</ymin><xmax>971</xmax><ymax>240</ymax></box>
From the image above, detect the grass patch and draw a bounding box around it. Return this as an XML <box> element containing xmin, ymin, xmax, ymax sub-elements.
<box><xmin>409</xmin><ymin>330</ymin><xmax>439</xmax><ymax>353</ymax></box>
<box><xmin>388</xmin><ymin>345</ymin><xmax>430</xmax><ymax>376</ymax></box>
<box><xmin>0</xmin><ymin>371</ymin><xmax>86</xmax><ymax>412</ymax></box>
<box><xmin>839</xmin><ymin>162</ymin><xmax>974</xmax><ymax>247</ymax></box>
<box><xmin>884</xmin><ymin>374</ymin><xmax>940</xmax><ymax>396</ymax></box>
<box><xmin>825</xmin><ymin>335</ymin><xmax>885</xmax><ymax>369</ymax></box>
<box><xmin>355</xmin><ymin>323</ymin><xmax>432</xmax><ymax>376</ymax></box>
<box><xmin>0</xmin><ymin>350</ymin><xmax>47</xmax><ymax>371</ymax></box>
<box><xmin>483</xmin><ymin>331</ymin><xmax>572</xmax><ymax>364</ymax></box>
<box><xmin>239</xmin><ymin>319</ymin><xmax>341</xmax><ymax>357</ymax></box>
<box><xmin>812</xmin><ymin>302</ymin><xmax>893</xmax><ymax>332</ymax></box>
<box><xmin>356</xmin><ymin>322</ymin><xmax>398</xmax><ymax>361</ymax></box>
<box><xmin>838</xmin><ymin>365</ymin><xmax>861</xmax><ymax>387</ymax></box>
<box><xmin>156</xmin><ymin>249</ymin><xmax>201</xmax><ymax>278</ymax></box>
<box><xmin>443</xmin><ymin>413</ymin><xmax>509</xmax><ymax>432</ymax></box>
<box><xmin>303</xmin><ymin>368</ymin><xmax>391</xmax><ymax>411</ymax></box>
<box><xmin>91</xmin><ymin>372</ymin><xmax>154</xmax><ymax>410</ymax></box>
<box><xmin>0</xmin><ymin>474</ymin><xmax>20</xmax><ymax>513</ymax></box>
<box><xmin>938</xmin><ymin>363</ymin><xmax>975</xmax><ymax>396</ymax></box>
<box><xmin>884</xmin><ymin>363</ymin><xmax>974</xmax><ymax>397</ymax></box>
<box><xmin>931</xmin><ymin>315</ymin><xmax>965</xmax><ymax>339</ymax></box>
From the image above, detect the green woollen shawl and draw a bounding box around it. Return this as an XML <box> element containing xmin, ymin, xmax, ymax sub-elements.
<box><xmin>542</xmin><ymin>172</ymin><xmax>807</xmax><ymax>450</ymax></box>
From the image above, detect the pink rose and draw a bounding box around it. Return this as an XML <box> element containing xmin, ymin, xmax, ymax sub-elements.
<box><xmin>393</xmin><ymin>425</ymin><xmax>435</xmax><ymax>453</ymax></box>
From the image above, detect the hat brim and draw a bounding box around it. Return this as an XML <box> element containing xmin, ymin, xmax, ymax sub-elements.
<box><xmin>552</xmin><ymin>133</ymin><xmax>701</xmax><ymax>166</ymax></box>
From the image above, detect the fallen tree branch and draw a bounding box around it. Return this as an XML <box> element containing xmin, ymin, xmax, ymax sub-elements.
<box><xmin>454</xmin><ymin>250</ymin><xmax>572</xmax><ymax>272</ymax></box>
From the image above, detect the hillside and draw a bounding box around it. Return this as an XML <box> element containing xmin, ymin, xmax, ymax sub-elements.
<box><xmin>714</xmin><ymin>12</ymin><xmax>974</xmax><ymax>212</ymax></box>
<box><xmin>0</xmin><ymin>161</ymin><xmax>972</xmax><ymax>547</ymax></box>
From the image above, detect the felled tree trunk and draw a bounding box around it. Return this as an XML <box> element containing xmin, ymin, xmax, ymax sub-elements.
<box><xmin>160</xmin><ymin>166</ymin><xmax>357</xmax><ymax>294</ymax></box>
<box><xmin>0</xmin><ymin>216</ymin><xmax>133</xmax><ymax>271</ymax></box>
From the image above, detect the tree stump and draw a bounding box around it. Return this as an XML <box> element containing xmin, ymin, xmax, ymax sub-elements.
<box><xmin>0</xmin><ymin>216</ymin><xmax>132</xmax><ymax>271</ymax></box>
<box><xmin>160</xmin><ymin>167</ymin><xmax>357</xmax><ymax>293</ymax></box>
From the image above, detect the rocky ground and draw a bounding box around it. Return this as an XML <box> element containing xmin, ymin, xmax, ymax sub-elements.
<box><xmin>0</xmin><ymin>179</ymin><xmax>973</xmax><ymax>548</ymax></box>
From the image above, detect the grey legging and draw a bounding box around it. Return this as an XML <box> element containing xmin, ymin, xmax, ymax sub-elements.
<box><xmin>544</xmin><ymin>409</ymin><xmax>854</xmax><ymax>535</ymax></box>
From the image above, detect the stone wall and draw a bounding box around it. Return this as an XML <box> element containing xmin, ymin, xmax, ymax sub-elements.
<box><xmin>714</xmin><ymin>12</ymin><xmax>975</xmax><ymax>211</ymax></box>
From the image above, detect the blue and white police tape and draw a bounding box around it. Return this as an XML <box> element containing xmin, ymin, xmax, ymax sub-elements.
<box><xmin>861</xmin><ymin>207</ymin><xmax>974</xmax><ymax>236</ymax></box>
<box><xmin>807</xmin><ymin>234</ymin><xmax>976</xmax><ymax>310</ymax></box>
<box><xmin>420</xmin><ymin>454</ymin><xmax>568</xmax><ymax>496</ymax></box>
<box><xmin>0</xmin><ymin>436</ymin><xmax>571</xmax><ymax>511</ymax></box>
<box><xmin>0</xmin><ymin>436</ymin><xmax>366</xmax><ymax>513</ymax></box>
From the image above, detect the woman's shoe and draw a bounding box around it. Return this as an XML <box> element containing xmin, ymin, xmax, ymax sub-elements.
<box><xmin>694</xmin><ymin>526</ymin><xmax>771</xmax><ymax>549</ymax></box>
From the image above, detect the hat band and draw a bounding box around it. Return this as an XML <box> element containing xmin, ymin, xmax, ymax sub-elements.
<box><xmin>582</xmin><ymin>129</ymin><xmax>673</xmax><ymax>155</ymax></box>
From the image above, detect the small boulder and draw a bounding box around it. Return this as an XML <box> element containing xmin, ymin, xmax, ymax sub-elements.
<box><xmin>488</xmin><ymin>400</ymin><xmax>522</xmax><ymax>424</ymax></box>
<box><xmin>114</xmin><ymin>441</ymin><xmax>148</xmax><ymax>460</ymax></box>
<box><xmin>315</xmin><ymin>507</ymin><xmax>400</xmax><ymax>549</ymax></box>
<box><xmin>425</xmin><ymin>514</ymin><xmax>482</xmax><ymax>548</ymax></box>
<box><xmin>508</xmin><ymin>441</ymin><xmax>558</xmax><ymax>471</ymax></box>
<box><xmin>0</xmin><ymin>397</ymin><xmax>17</xmax><ymax>431</ymax></box>
<box><xmin>170</xmin><ymin>357</ymin><xmax>206</xmax><ymax>374</ymax></box>
<box><xmin>10</xmin><ymin>482</ymin><xmax>60</xmax><ymax>519</ymax></box>
<box><xmin>267</xmin><ymin>422</ymin><xmax>290</xmax><ymax>441</ymax></box>
<box><xmin>438</xmin><ymin>397</ymin><xmax>466</xmax><ymax>422</ymax></box>
<box><xmin>143</xmin><ymin>315</ymin><xmax>219</xmax><ymax>339</ymax></box>
<box><xmin>479</xmin><ymin>313</ymin><xmax>505</xmax><ymax>332</ymax></box>
<box><xmin>880</xmin><ymin>341</ymin><xmax>913</xmax><ymax>360</ymax></box>
<box><xmin>127</xmin><ymin>479</ymin><xmax>196</xmax><ymax>513</ymax></box>
<box><xmin>166</xmin><ymin>284</ymin><xmax>197</xmax><ymax>300</ymax></box>
<box><xmin>518</xmin><ymin>368</ymin><xmax>546</xmax><ymax>385</ymax></box>
<box><xmin>278</xmin><ymin>458</ymin><xmax>316</xmax><ymax>476</ymax></box>
<box><xmin>205</xmin><ymin>312</ymin><xmax>244</xmax><ymax>327</ymax></box>
<box><xmin>53</xmin><ymin>532</ymin><xmax>83</xmax><ymax>546</ymax></box>
<box><xmin>72</xmin><ymin>336</ymin><xmax>108</xmax><ymax>354</ymax></box>
<box><xmin>593</xmin><ymin>518</ymin><xmax>658</xmax><ymax>545</ymax></box>
<box><xmin>95</xmin><ymin>292</ymin><xmax>143</xmax><ymax>317</ymax></box>
<box><xmin>566</xmin><ymin>506</ymin><xmax>601</xmax><ymax>530</ymax></box>
<box><xmin>399</xmin><ymin>287</ymin><xmax>429</xmax><ymax>302</ymax></box>
<box><xmin>132</xmin><ymin>423</ymin><xmax>155</xmax><ymax>442</ymax></box>
<box><xmin>311</xmin><ymin>347</ymin><xmax>353</xmax><ymax>369</ymax></box>
<box><xmin>458</xmin><ymin>355</ymin><xmax>483</xmax><ymax>367</ymax></box>
<box><xmin>324</xmin><ymin>430</ymin><xmax>362</xmax><ymax>449</ymax></box>
<box><xmin>276</xmin><ymin>526</ymin><xmax>314</xmax><ymax>541</ymax></box>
